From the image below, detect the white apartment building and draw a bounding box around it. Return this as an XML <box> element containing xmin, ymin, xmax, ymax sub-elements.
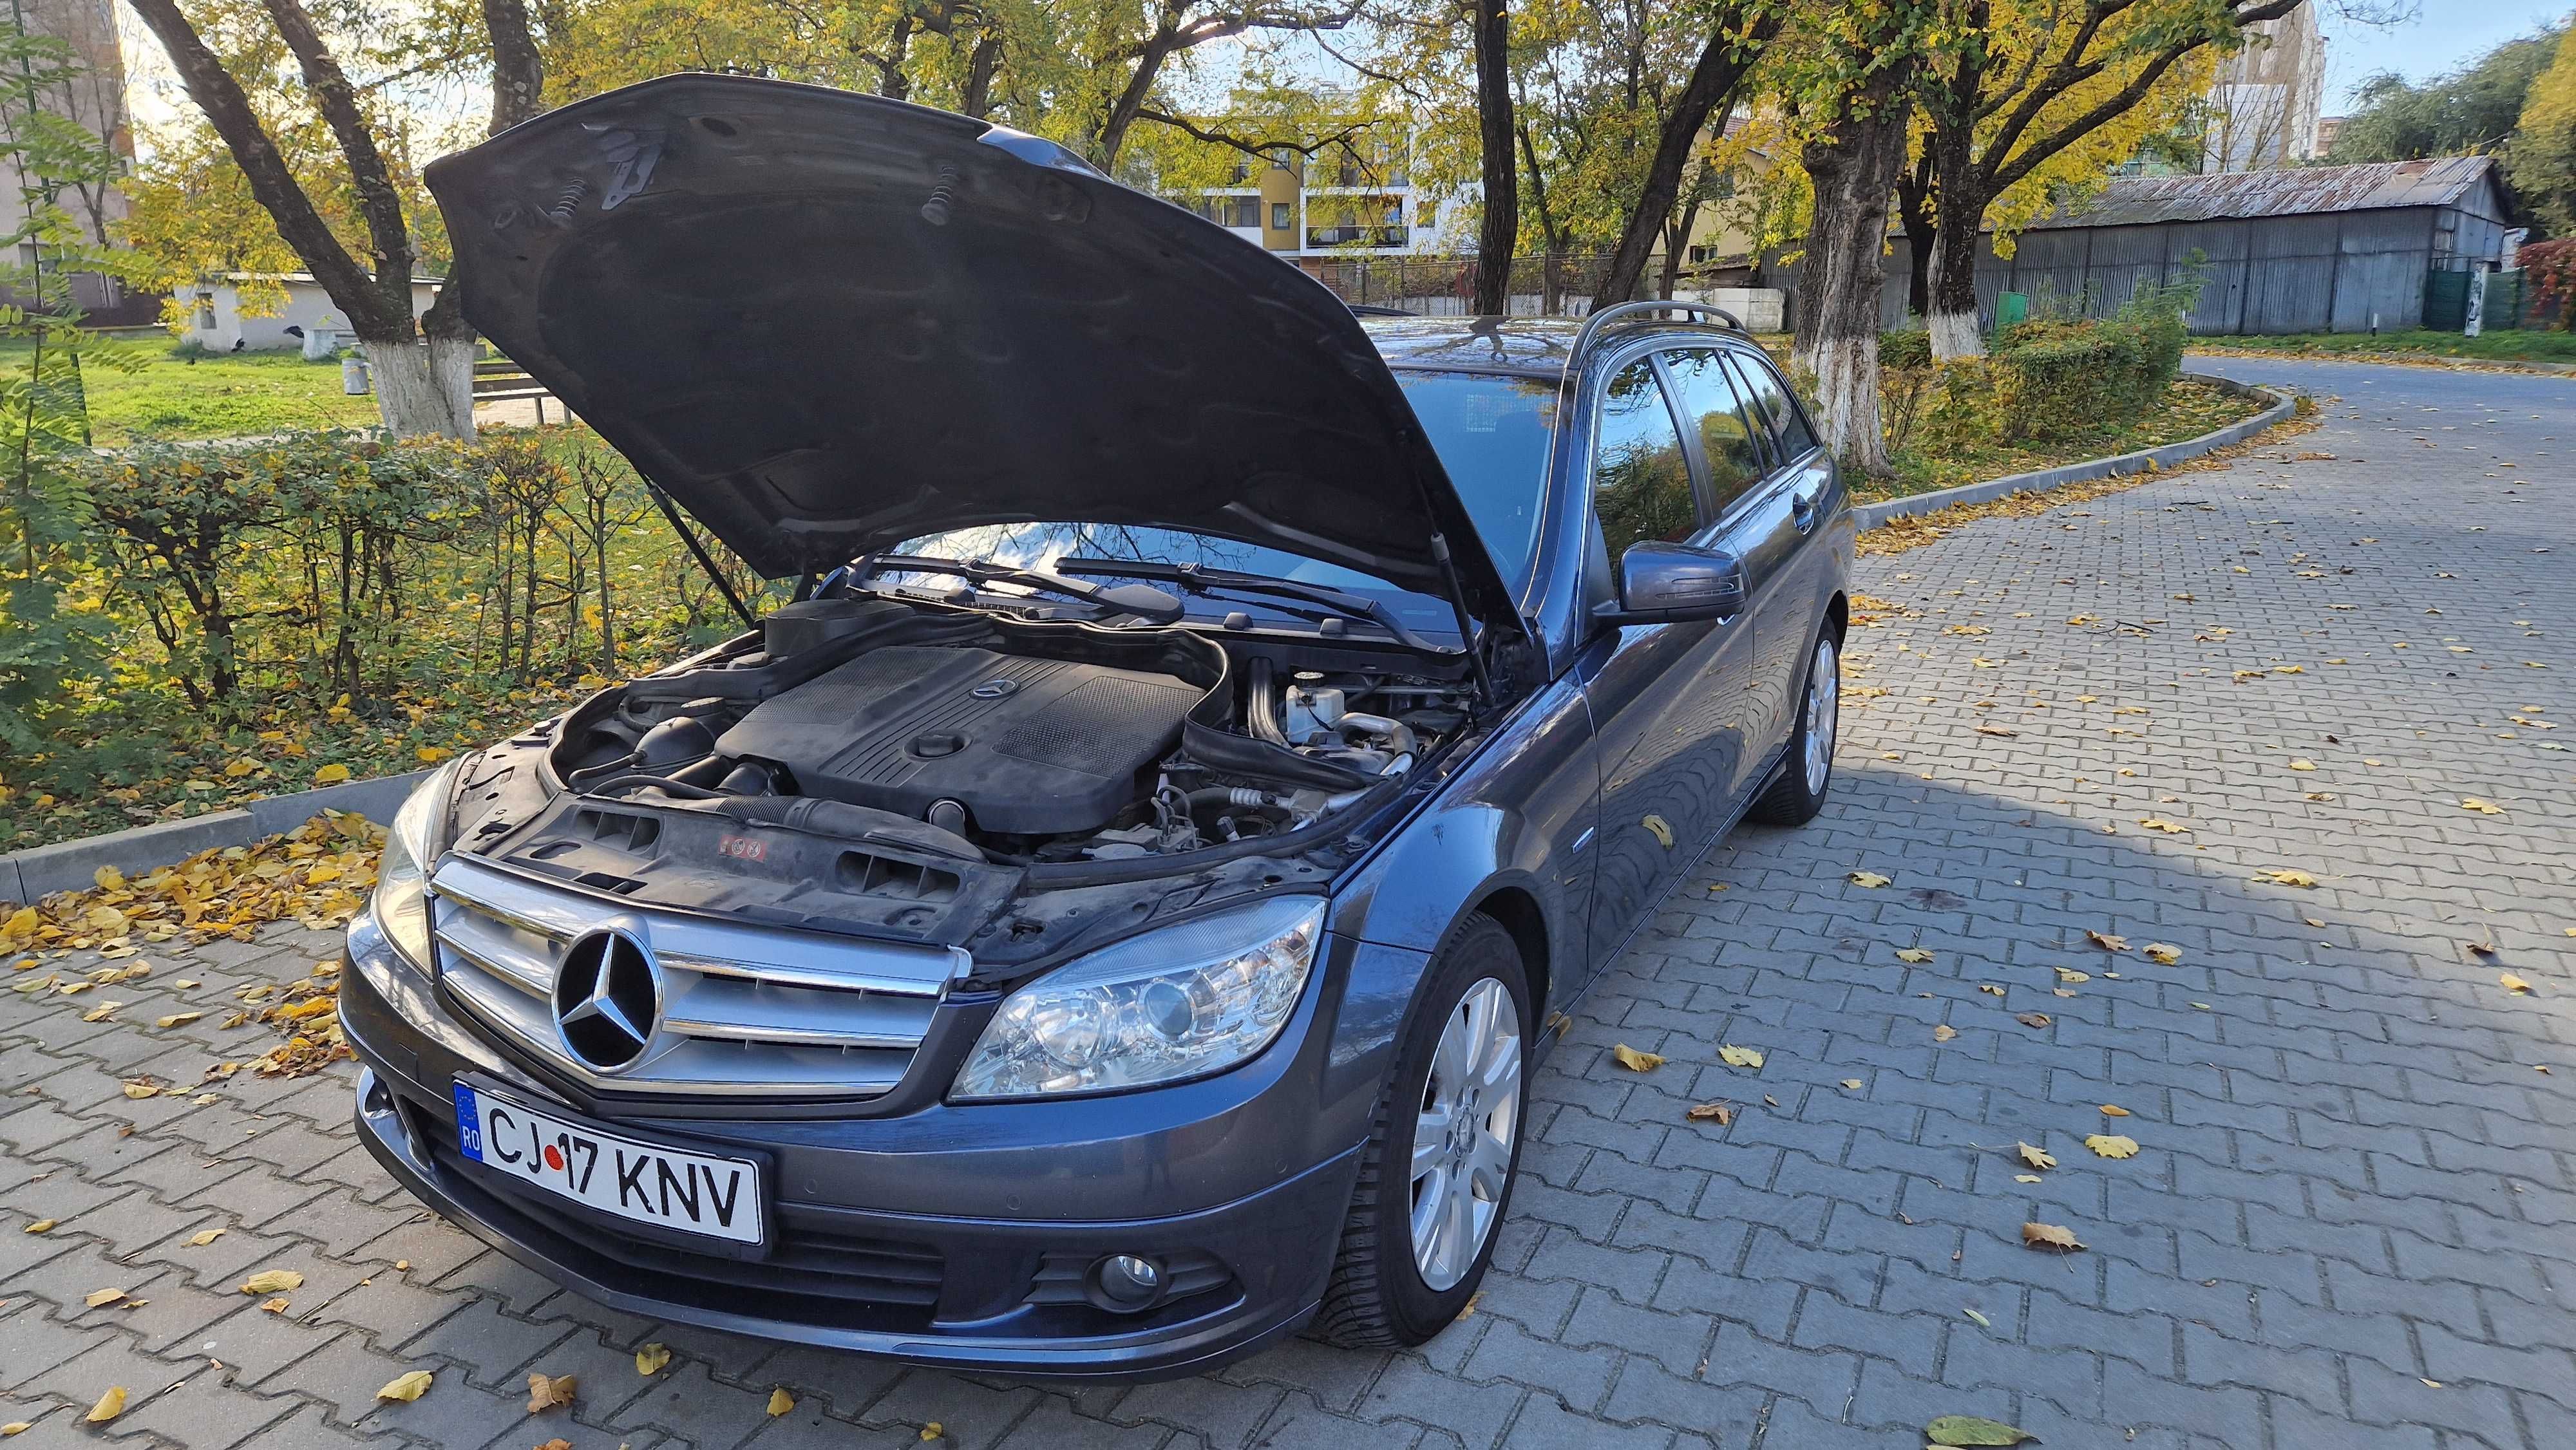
<box><xmin>1172</xmin><ymin>129</ymin><xmax>1463</xmax><ymax>258</ymax></box>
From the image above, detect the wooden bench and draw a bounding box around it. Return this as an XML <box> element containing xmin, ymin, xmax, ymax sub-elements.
<box><xmin>472</xmin><ymin>357</ymin><xmax>560</xmax><ymax>424</ymax></box>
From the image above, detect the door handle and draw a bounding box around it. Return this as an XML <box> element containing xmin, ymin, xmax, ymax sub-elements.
<box><xmin>1789</xmin><ymin>487</ymin><xmax>1819</xmax><ymax>533</ymax></box>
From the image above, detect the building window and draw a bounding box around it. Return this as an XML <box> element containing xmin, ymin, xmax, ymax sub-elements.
<box><xmin>1272</xmin><ymin>202</ymin><xmax>1291</xmax><ymax>231</ymax></box>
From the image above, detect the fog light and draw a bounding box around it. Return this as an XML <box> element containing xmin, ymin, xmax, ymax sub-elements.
<box><xmin>1093</xmin><ymin>1254</ymin><xmax>1164</xmax><ymax>1311</ymax></box>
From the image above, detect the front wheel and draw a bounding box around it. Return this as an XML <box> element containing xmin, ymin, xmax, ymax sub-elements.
<box><xmin>1747</xmin><ymin>623</ymin><xmax>1840</xmax><ymax>826</ymax></box>
<box><xmin>1314</xmin><ymin>914</ymin><xmax>1529</xmax><ymax>1347</ymax></box>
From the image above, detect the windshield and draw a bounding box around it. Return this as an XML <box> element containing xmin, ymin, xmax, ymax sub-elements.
<box><xmin>890</xmin><ymin>370</ymin><xmax>1556</xmax><ymax>636</ymax></box>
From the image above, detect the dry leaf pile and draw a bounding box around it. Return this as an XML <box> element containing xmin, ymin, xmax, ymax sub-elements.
<box><xmin>0</xmin><ymin>813</ymin><xmax>383</xmax><ymax>944</ymax></box>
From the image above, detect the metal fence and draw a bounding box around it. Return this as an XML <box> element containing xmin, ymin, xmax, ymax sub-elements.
<box><xmin>1293</xmin><ymin>253</ymin><xmax>1668</xmax><ymax>314</ymax></box>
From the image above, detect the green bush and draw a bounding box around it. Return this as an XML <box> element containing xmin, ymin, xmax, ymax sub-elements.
<box><xmin>1910</xmin><ymin>279</ymin><xmax>2196</xmax><ymax>444</ymax></box>
<box><xmin>1879</xmin><ymin>328</ymin><xmax>1932</xmax><ymax>369</ymax></box>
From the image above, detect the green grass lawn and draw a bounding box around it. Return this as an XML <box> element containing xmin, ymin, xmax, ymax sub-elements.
<box><xmin>1</xmin><ymin>339</ymin><xmax>384</xmax><ymax>444</ymax></box>
<box><xmin>1863</xmin><ymin>378</ymin><xmax>2269</xmax><ymax>505</ymax></box>
<box><xmin>2197</xmin><ymin>328</ymin><xmax>2576</xmax><ymax>364</ymax></box>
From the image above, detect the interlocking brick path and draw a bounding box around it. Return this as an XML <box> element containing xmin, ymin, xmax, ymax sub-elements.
<box><xmin>4</xmin><ymin>357</ymin><xmax>2571</xmax><ymax>1448</ymax></box>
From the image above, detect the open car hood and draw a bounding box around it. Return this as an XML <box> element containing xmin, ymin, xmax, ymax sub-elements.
<box><xmin>424</xmin><ymin>74</ymin><xmax>1520</xmax><ymax>630</ymax></box>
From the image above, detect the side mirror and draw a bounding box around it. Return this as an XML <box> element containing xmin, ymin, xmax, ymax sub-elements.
<box><xmin>1599</xmin><ymin>541</ymin><xmax>1747</xmax><ymax>625</ymax></box>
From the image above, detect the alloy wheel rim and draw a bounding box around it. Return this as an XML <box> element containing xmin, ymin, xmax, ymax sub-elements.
<box><xmin>1410</xmin><ymin>977</ymin><xmax>1521</xmax><ymax>1291</ymax></box>
<box><xmin>1803</xmin><ymin>636</ymin><xmax>1839</xmax><ymax>795</ymax></box>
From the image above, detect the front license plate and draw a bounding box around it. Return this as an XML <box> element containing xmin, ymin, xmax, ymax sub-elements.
<box><xmin>453</xmin><ymin>1083</ymin><xmax>765</xmax><ymax>1245</ymax></box>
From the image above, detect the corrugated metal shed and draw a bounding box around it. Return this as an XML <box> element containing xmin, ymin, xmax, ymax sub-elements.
<box><xmin>2026</xmin><ymin>156</ymin><xmax>2504</xmax><ymax>231</ymax></box>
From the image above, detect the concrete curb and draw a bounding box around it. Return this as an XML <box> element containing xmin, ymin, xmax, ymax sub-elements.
<box><xmin>1852</xmin><ymin>371</ymin><xmax>2297</xmax><ymax>532</ymax></box>
<box><xmin>1</xmin><ymin>768</ymin><xmax>429</xmax><ymax>906</ymax></box>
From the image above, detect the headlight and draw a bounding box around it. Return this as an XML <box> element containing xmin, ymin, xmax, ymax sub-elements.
<box><xmin>368</xmin><ymin>760</ymin><xmax>460</xmax><ymax>970</ymax></box>
<box><xmin>951</xmin><ymin>896</ymin><xmax>1326</xmax><ymax>1100</ymax></box>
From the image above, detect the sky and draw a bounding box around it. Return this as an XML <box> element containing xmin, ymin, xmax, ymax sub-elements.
<box><xmin>2322</xmin><ymin>1</ymin><xmax>2569</xmax><ymax>112</ymax></box>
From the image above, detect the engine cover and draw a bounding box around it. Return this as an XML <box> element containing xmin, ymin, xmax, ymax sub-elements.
<box><xmin>714</xmin><ymin>646</ymin><xmax>1202</xmax><ymax>835</ymax></box>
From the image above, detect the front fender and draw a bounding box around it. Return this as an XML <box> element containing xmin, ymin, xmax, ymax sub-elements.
<box><xmin>1325</xmin><ymin>675</ymin><xmax>1596</xmax><ymax>1032</ymax></box>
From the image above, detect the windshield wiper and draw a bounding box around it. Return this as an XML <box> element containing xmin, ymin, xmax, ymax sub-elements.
<box><xmin>857</xmin><ymin>554</ymin><xmax>1184</xmax><ymax>625</ymax></box>
<box><xmin>1052</xmin><ymin>558</ymin><xmax>1455</xmax><ymax>655</ymax></box>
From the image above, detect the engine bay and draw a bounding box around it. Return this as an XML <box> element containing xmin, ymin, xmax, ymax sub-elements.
<box><xmin>533</xmin><ymin>592</ymin><xmax>1477</xmax><ymax>868</ymax></box>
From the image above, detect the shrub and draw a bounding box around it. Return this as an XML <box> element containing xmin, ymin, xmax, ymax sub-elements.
<box><xmin>1879</xmin><ymin>328</ymin><xmax>1931</xmax><ymax>369</ymax></box>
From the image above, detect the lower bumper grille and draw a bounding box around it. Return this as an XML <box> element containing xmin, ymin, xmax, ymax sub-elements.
<box><xmin>408</xmin><ymin>1102</ymin><xmax>948</xmax><ymax>1314</ymax></box>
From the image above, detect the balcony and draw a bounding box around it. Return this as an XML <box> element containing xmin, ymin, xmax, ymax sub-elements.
<box><xmin>1305</xmin><ymin>225</ymin><xmax>1409</xmax><ymax>249</ymax></box>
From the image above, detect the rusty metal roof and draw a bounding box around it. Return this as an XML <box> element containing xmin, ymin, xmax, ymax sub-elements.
<box><xmin>2031</xmin><ymin>156</ymin><xmax>2502</xmax><ymax>230</ymax></box>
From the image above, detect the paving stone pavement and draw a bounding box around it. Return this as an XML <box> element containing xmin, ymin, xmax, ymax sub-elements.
<box><xmin>4</xmin><ymin>356</ymin><xmax>2572</xmax><ymax>1449</ymax></box>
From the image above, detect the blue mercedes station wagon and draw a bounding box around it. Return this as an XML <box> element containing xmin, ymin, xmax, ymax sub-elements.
<box><xmin>344</xmin><ymin>72</ymin><xmax>1851</xmax><ymax>1380</ymax></box>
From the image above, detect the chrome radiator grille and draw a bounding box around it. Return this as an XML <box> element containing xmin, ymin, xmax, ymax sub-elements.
<box><xmin>427</xmin><ymin>854</ymin><xmax>968</xmax><ymax>1098</ymax></box>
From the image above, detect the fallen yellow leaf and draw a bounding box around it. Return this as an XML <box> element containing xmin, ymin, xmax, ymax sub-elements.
<box><xmin>187</xmin><ymin>1229</ymin><xmax>225</xmax><ymax>1247</ymax></box>
<box><xmin>2287</xmin><ymin>759</ymin><xmax>2316</xmax><ymax>771</ymax></box>
<box><xmin>84</xmin><ymin>1287</ymin><xmax>127</xmax><ymax>1308</ymax></box>
<box><xmin>1933</xmin><ymin>1024</ymin><xmax>1958</xmax><ymax>1042</ymax></box>
<box><xmin>2098</xmin><ymin>1104</ymin><xmax>2131</xmax><ymax>1117</ymax></box>
<box><xmin>1896</xmin><ymin>947</ymin><xmax>1935</xmax><ymax>964</ymax></box>
<box><xmin>2143</xmin><ymin>943</ymin><xmax>2183</xmax><ymax>965</ymax></box>
<box><xmin>2137</xmin><ymin>817</ymin><xmax>2188</xmax><ymax>834</ymax></box>
<box><xmin>157</xmin><ymin>1012</ymin><xmax>204</xmax><ymax>1028</ymax></box>
<box><xmin>767</xmin><ymin>1388</ymin><xmax>795</xmax><ymax>1417</ymax></box>
<box><xmin>1640</xmin><ymin>814</ymin><xmax>1674</xmax><ymax>849</ymax></box>
<box><xmin>922</xmin><ymin>1424</ymin><xmax>945</xmax><ymax>1442</ymax></box>
<box><xmin>1685</xmin><ymin>1101</ymin><xmax>1734</xmax><ymax>1125</ymax></box>
<box><xmin>2086</xmin><ymin>930</ymin><xmax>2128</xmax><ymax>952</ymax></box>
<box><xmin>2461</xmin><ymin>798</ymin><xmax>2506</xmax><ymax>816</ymax></box>
<box><xmin>635</xmin><ymin>1343</ymin><xmax>672</xmax><ymax>1376</ymax></box>
<box><xmin>1</xmin><ymin>1421</ymin><xmax>29</xmax><ymax>1435</ymax></box>
<box><xmin>1610</xmin><ymin>1043</ymin><xmax>1664</xmax><ymax>1072</ymax></box>
<box><xmin>2016</xmin><ymin>1142</ymin><xmax>2056</xmax><ymax>1171</ymax></box>
<box><xmin>375</xmin><ymin>1370</ymin><xmax>433</xmax><ymax>1402</ymax></box>
<box><xmin>86</xmin><ymin>1388</ymin><xmax>126</xmax><ymax>1423</ymax></box>
<box><xmin>2501</xmin><ymin>974</ymin><xmax>2533</xmax><ymax>994</ymax></box>
<box><xmin>526</xmin><ymin>1371</ymin><xmax>577</xmax><ymax>1412</ymax></box>
<box><xmin>313</xmin><ymin>764</ymin><xmax>352</xmax><ymax>786</ymax></box>
<box><xmin>2085</xmin><ymin>1134</ymin><xmax>2141</xmax><ymax>1160</ymax></box>
<box><xmin>239</xmin><ymin>1269</ymin><xmax>304</xmax><ymax>1295</ymax></box>
<box><xmin>2021</xmin><ymin>1222</ymin><xmax>2085</xmax><ymax>1252</ymax></box>
<box><xmin>1718</xmin><ymin>1044</ymin><xmax>1765</xmax><ymax>1069</ymax></box>
<box><xmin>1839</xmin><ymin>1078</ymin><xmax>1862</xmax><ymax>1090</ymax></box>
<box><xmin>1848</xmin><ymin>870</ymin><xmax>1892</xmax><ymax>888</ymax></box>
<box><xmin>2257</xmin><ymin>868</ymin><xmax>2318</xmax><ymax>887</ymax></box>
<box><xmin>23</xmin><ymin>1219</ymin><xmax>54</xmax><ymax>1234</ymax></box>
<box><xmin>2054</xmin><ymin>968</ymin><xmax>2088</xmax><ymax>984</ymax></box>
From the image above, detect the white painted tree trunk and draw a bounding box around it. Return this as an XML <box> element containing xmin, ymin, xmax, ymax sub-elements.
<box><xmin>369</xmin><ymin>335</ymin><xmax>477</xmax><ymax>439</ymax></box>
<box><xmin>1800</xmin><ymin>335</ymin><xmax>1883</xmax><ymax>467</ymax></box>
<box><xmin>1926</xmin><ymin>241</ymin><xmax>1984</xmax><ymax>361</ymax></box>
<box><xmin>1927</xmin><ymin>305</ymin><xmax>1984</xmax><ymax>360</ymax></box>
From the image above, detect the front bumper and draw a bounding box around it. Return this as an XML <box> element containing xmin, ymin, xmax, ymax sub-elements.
<box><xmin>340</xmin><ymin>913</ymin><xmax>1403</xmax><ymax>1380</ymax></box>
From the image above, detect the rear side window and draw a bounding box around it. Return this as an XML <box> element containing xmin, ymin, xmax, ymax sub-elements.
<box><xmin>1591</xmin><ymin>358</ymin><xmax>1697</xmax><ymax>583</ymax></box>
<box><xmin>1730</xmin><ymin>351</ymin><xmax>1819</xmax><ymax>462</ymax></box>
<box><xmin>1662</xmin><ymin>348</ymin><xmax>1768</xmax><ymax>516</ymax></box>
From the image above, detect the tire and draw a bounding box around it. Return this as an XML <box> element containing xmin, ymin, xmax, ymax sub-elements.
<box><xmin>1315</xmin><ymin>913</ymin><xmax>1530</xmax><ymax>1348</ymax></box>
<box><xmin>1747</xmin><ymin>621</ymin><xmax>1841</xmax><ymax>827</ymax></box>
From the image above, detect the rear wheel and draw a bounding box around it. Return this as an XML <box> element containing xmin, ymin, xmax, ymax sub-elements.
<box><xmin>1315</xmin><ymin>914</ymin><xmax>1528</xmax><ymax>1347</ymax></box>
<box><xmin>1748</xmin><ymin>623</ymin><xmax>1839</xmax><ymax>826</ymax></box>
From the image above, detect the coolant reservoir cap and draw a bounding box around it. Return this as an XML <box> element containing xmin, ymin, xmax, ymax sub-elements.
<box><xmin>909</xmin><ymin>731</ymin><xmax>967</xmax><ymax>758</ymax></box>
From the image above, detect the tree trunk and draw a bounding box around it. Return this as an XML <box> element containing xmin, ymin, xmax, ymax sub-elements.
<box><xmin>1793</xmin><ymin>86</ymin><xmax>1915</xmax><ymax>476</ymax></box>
<box><xmin>960</xmin><ymin>32</ymin><xmax>1002</xmax><ymax>118</ymax></box>
<box><xmin>1589</xmin><ymin>5</ymin><xmax>1777</xmax><ymax>311</ymax></box>
<box><xmin>1469</xmin><ymin>0</ymin><xmax>1516</xmax><ymax>316</ymax></box>
<box><xmin>1924</xmin><ymin>118</ymin><xmax>1985</xmax><ymax>359</ymax></box>
<box><xmin>1895</xmin><ymin>153</ymin><xmax>1933</xmax><ymax>323</ymax></box>
<box><xmin>483</xmin><ymin>0</ymin><xmax>546</xmax><ymax>133</ymax></box>
<box><xmin>1094</xmin><ymin>30</ymin><xmax>1177</xmax><ymax>170</ymax></box>
<box><xmin>370</xmin><ymin>334</ymin><xmax>473</xmax><ymax>438</ymax></box>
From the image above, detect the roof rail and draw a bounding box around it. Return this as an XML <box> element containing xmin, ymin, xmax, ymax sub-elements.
<box><xmin>1566</xmin><ymin>299</ymin><xmax>1745</xmax><ymax>373</ymax></box>
<box><xmin>1347</xmin><ymin>303</ymin><xmax>1417</xmax><ymax>318</ymax></box>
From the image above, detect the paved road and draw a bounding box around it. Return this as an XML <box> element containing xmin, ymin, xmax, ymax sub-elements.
<box><xmin>5</xmin><ymin>357</ymin><xmax>2572</xmax><ymax>1449</ymax></box>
